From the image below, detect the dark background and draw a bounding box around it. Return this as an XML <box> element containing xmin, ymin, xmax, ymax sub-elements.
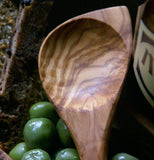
<box><xmin>48</xmin><ymin>0</ymin><xmax>145</xmax><ymax>32</ymax></box>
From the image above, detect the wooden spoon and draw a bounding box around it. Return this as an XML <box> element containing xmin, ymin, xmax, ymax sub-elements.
<box><xmin>0</xmin><ymin>148</ymin><xmax>12</xmax><ymax>160</ymax></box>
<box><xmin>39</xmin><ymin>6</ymin><xmax>132</xmax><ymax>160</ymax></box>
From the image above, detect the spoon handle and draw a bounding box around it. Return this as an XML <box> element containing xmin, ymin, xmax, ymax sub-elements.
<box><xmin>0</xmin><ymin>149</ymin><xmax>12</xmax><ymax>160</ymax></box>
<box><xmin>61</xmin><ymin>103</ymin><xmax>116</xmax><ymax>160</ymax></box>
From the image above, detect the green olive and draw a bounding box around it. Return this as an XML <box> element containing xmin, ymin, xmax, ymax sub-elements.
<box><xmin>9</xmin><ymin>142</ymin><xmax>28</xmax><ymax>160</ymax></box>
<box><xmin>23</xmin><ymin>118</ymin><xmax>56</xmax><ymax>151</ymax></box>
<box><xmin>56</xmin><ymin>119</ymin><xmax>74</xmax><ymax>147</ymax></box>
<box><xmin>112</xmin><ymin>152</ymin><xmax>139</xmax><ymax>160</ymax></box>
<box><xmin>29</xmin><ymin>101</ymin><xmax>59</xmax><ymax>124</ymax></box>
<box><xmin>55</xmin><ymin>148</ymin><xmax>80</xmax><ymax>160</ymax></box>
<box><xmin>22</xmin><ymin>149</ymin><xmax>51</xmax><ymax>160</ymax></box>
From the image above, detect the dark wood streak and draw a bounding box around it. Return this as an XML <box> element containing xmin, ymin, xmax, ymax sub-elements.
<box><xmin>71</xmin><ymin>56</ymin><xmax>123</xmax><ymax>97</ymax></box>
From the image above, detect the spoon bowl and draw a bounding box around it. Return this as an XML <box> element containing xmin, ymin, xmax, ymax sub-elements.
<box><xmin>39</xmin><ymin>6</ymin><xmax>132</xmax><ymax>160</ymax></box>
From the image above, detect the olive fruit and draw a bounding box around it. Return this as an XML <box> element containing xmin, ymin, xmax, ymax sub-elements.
<box><xmin>112</xmin><ymin>152</ymin><xmax>139</xmax><ymax>160</ymax></box>
<box><xmin>56</xmin><ymin>119</ymin><xmax>74</xmax><ymax>147</ymax></box>
<box><xmin>23</xmin><ymin>118</ymin><xmax>56</xmax><ymax>151</ymax></box>
<box><xmin>22</xmin><ymin>149</ymin><xmax>51</xmax><ymax>160</ymax></box>
<box><xmin>55</xmin><ymin>148</ymin><xmax>80</xmax><ymax>160</ymax></box>
<box><xmin>9</xmin><ymin>142</ymin><xmax>28</xmax><ymax>160</ymax></box>
<box><xmin>29</xmin><ymin>101</ymin><xmax>59</xmax><ymax>124</ymax></box>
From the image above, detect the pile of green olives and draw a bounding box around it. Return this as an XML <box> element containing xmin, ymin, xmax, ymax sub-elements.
<box><xmin>9</xmin><ymin>101</ymin><xmax>139</xmax><ymax>160</ymax></box>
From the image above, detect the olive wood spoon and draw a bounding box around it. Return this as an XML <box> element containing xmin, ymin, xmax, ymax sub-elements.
<box><xmin>0</xmin><ymin>149</ymin><xmax>12</xmax><ymax>160</ymax></box>
<box><xmin>39</xmin><ymin>6</ymin><xmax>132</xmax><ymax>160</ymax></box>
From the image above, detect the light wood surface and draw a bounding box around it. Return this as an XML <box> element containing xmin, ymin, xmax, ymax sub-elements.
<box><xmin>0</xmin><ymin>149</ymin><xmax>12</xmax><ymax>160</ymax></box>
<box><xmin>39</xmin><ymin>6</ymin><xmax>132</xmax><ymax>160</ymax></box>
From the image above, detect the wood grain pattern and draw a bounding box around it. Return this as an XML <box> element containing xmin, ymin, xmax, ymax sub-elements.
<box><xmin>39</xmin><ymin>6</ymin><xmax>132</xmax><ymax>160</ymax></box>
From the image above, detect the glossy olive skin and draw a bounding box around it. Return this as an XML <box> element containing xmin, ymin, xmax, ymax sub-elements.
<box><xmin>56</xmin><ymin>119</ymin><xmax>74</xmax><ymax>147</ymax></box>
<box><xmin>55</xmin><ymin>148</ymin><xmax>80</xmax><ymax>160</ymax></box>
<box><xmin>29</xmin><ymin>101</ymin><xmax>59</xmax><ymax>124</ymax></box>
<box><xmin>22</xmin><ymin>149</ymin><xmax>51</xmax><ymax>160</ymax></box>
<box><xmin>23</xmin><ymin>118</ymin><xmax>56</xmax><ymax>151</ymax></box>
<box><xmin>112</xmin><ymin>153</ymin><xmax>139</xmax><ymax>160</ymax></box>
<box><xmin>9</xmin><ymin>142</ymin><xmax>28</xmax><ymax>160</ymax></box>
